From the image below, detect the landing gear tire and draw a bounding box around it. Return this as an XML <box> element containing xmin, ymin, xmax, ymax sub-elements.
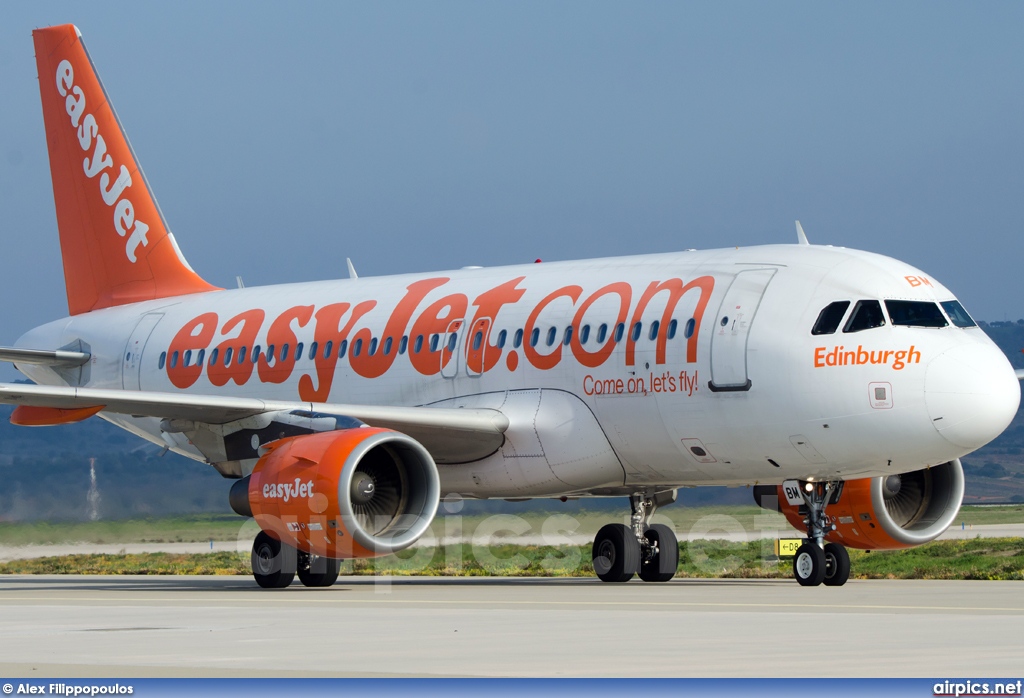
<box><xmin>639</xmin><ymin>523</ymin><xmax>678</xmax><ymax>583</ymax></box>
<box><xmin>297</xmin><ymin>551</ymin><xmax>342</xmax><ymax>588</ymax></box>
<box><xmin>251</xmin><ymin>531</ymin><xmax>296</xmax><ymax>589</ymax></box>
<box><xmin>823</xmin><ymin>542</ymin><xmax>850</xmax><ymax>587</ymax></box>
<box><xmin>592</xmin><ymin>523</ymin><xmax>640</xmax><ymax>583</ymax></box>
<box><xmin>792</xmin><ymin>542</ymin><xmax>826</xmax><ymax>587</ymax></box>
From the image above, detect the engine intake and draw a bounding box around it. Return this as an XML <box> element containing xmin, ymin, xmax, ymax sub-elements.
<box><xmin>238</xmin><ymin>427</ymin><xmax>440</xmax><ymax>558</ymax></box>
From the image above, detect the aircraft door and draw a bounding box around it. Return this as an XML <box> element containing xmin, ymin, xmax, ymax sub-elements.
<box><xmin>440</xmin><ymin>319</ymin><xmax>465</xmax><ymax>379</ymax></box>
<box><xmin>465</xmin><ymin>317</ymin><xmax>491</xmax><ymax>377</ymax></box>
<box><xmin>122</xmin><ymin>313</ymin><xmax>163</xmax><ymax>389</ymax></box>
<box><xmin>709</xmin><ymin>269</ymin><xmax>776</xmax><ymax>391</ymax></box>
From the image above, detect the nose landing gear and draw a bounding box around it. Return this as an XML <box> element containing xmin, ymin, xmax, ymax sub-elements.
<box><xmin>792</xmin><ymin>480</ymin><xmax>850</xmax><ymax>587</ymax></box>
<box><xmin>592</xmin><ymin>491</ymin><xmax>679</xmax><ymax>583</ymax></box>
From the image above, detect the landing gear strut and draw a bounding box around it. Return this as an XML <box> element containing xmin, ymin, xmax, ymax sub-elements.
<box><xmin>792</xmin><ymin>481</ymin><xmax>850</xmax><ymax>587</ymax></box>
<box><xmin>592</xmin><ymin>491</ymin><xmax>679</xmax><ymax>583</ymax></box>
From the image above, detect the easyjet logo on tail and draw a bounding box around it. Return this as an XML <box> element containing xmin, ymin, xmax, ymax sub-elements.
<box><xmin>55</xmin><ymin>60</ymin><xmax>149</xmax><ymax>263</ymax></box>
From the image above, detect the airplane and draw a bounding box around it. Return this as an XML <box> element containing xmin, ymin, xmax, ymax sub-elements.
<box><xmin>2</xmin><ymin>23</ymin><xmax>1019</xmax><ymax>589</ymax></box>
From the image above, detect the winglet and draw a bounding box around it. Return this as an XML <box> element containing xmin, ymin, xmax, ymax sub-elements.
<box><xmin>32</xmin><ymin>24</ymin><xmax>220</xmax><ymax>315</ymax></box>
<box><xmin>346</xmin><ymin>258</ymin><xmax>358</xmax><ymax>279</ymax></box>
<box><xmin>795</xmin><ymin>220</ymin><xmax>810</xmax><ymax>245</ymax></box>
<box><xmin>1015</xmin><ymin>368</ymin><xmax>1024</xmax><ymax>381</ymax></box>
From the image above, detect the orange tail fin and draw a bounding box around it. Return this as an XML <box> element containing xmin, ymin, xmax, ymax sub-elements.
<box><xmin>32</xmin><ymin>25</ymin><xmax>219</xmax><ymax>315</ymax></box>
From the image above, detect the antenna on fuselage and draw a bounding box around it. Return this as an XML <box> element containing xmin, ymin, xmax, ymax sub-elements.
<box><xmin>795</xmin><ymin>220</ymin><xmax>810</xmax><ymax>245</ymax></box>
<box><xmin>346</xmin><ymin>258</ymin><xmax>359</xmax><ymax>279</ymax></box>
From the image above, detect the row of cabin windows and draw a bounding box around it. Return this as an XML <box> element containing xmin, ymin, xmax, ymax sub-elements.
<box><xmin>811</xmin><ymin>298</ymin><xmax>976</xmax><ymax>336</ymax></box>
<box><xmin>158</xmin><ymin>316</ymin><xmax>699</xmax><ymax>370</ymax></box>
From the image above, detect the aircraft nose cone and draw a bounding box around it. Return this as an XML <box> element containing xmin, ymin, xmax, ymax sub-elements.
<box><xmin>925</xmin><ymin>343</ymin><xmax>1020</xmax><ymax>449</ymax></box>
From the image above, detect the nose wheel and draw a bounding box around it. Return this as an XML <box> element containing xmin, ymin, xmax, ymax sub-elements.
<box><xmin>591</xmin><ymin>491</ymin><xmax>679</xmax><ymax>583</ymax></box>
<box><xmin>791</xmin><ymin>480</ymin><xmax>850</xmax><ymax>587</ymax></box>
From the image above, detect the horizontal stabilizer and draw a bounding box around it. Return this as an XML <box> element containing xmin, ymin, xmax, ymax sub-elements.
<box><xmin>0</xmin><ymin>347</ymin><xmax>90</xmax><ymax>367</ymax></box>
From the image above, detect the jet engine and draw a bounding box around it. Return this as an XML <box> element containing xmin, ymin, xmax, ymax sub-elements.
<box><xmin>230</xmin><ymin>427</ymin><xmax>440</xmax><ymax>558</ymax></box>
<box><xmin>754</xmin><ymin>459</ymin><xmax>965</xmax><ymax>549</ymax></box>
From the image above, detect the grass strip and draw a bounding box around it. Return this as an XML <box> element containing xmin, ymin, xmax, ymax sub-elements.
<box><xmin>1</xmin><ymin>537</ymin><xmax>1021</xmax><ymax>580</ymax></box>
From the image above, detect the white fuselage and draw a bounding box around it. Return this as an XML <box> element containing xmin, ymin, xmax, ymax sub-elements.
<box><xmin>16</xmin><ymin>243</ymin><xmax>1020</xmax><ymax>498</ymax></box>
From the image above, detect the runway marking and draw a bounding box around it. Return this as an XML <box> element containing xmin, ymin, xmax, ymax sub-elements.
<box><xmin>0</xmin><ymin>595</ymin><xmax>1020</xmax><ymax>613</ymax></box>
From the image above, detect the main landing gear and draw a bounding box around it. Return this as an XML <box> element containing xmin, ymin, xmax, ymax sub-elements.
<box><xmin>592</xmin><ymin>492</ymin><xmax>679</xmax><ymax>583</ymax></box>
<box><xmin>251</xmin><ymin>531</ymin><xmax>341</xmax><ymax>589</ymax></box>
<box><xmin>792</xmin><ymin>481</ymin><xmax>850</xmax><ymax>587</ymax></box>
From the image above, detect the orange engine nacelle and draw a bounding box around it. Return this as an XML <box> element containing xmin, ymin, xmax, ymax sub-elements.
<box><xmin>754</xmin><ymin>460</ymin><xmax>965</xmax><ymax>550</ymax></box>
<box><xmin>230</xmin><ymin>427</ymin><xmax>440</xmax><ymax>559</ymax></box>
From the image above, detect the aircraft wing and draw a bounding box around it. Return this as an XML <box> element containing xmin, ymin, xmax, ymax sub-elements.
<box><xmin>0</xmin><ymin>383</ymin><xmax>508</xmax><ymax>466</ymax></box>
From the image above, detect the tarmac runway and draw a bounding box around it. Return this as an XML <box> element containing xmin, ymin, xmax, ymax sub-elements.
<box><xmin>0</xmin><ymin>575</ymin><xmax>1020</xmax><ymax>678</ymax></box>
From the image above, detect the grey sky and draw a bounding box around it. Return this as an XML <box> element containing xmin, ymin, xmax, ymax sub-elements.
<box><xmin>2</xmin><ymin>1</ymin><xmax>1023</xmax><ymax>361</ymax></box>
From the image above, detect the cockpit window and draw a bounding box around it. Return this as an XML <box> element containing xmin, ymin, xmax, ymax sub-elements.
<box><xmin>885</xmin><ymin>300</ymin><xmax>948</xmax><ymax>328</ymax></box>
<box><xmin>811</xmin><ymin>301</ymin><xmax>850</xmax><ymax>335</ymax></box>
<box><xmin>843</xmin><ymin>300</ymin><xmax>886</xmax><ymax>333</ymax></box>
<box><xmin>940</xmin><ymin>300</ymin><xmax>977</xmax><ymax>328</ymax></box>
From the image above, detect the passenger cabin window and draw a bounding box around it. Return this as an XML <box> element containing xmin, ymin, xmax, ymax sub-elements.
<box><xmin>398</xmin><ymin>336</ymin><xmax>408</xmax><ymax>354</ymax></box>
<box><xmin>580</xmin><ymin>325</ymin><xmax>590</xmax><ymax>345</ymax></box>
<box><xmin>843</xmin><ymin>300</ymin><xmax>885</xmax><ymax>333</ymax></box>
<box><xmin>546</xmin><ymin>327</ymin><xmax>557</xmax><ymax>347</ymax></box>
<box><xmin>812</xmin><ymin>301</ymin><xmax>851</xmax><ymax>335</ymax></box>
<box><xmin>667</xmin><ymin>319</ymin><xmax>677</xmax><ymax>340</ymax></box>
<box><xmin>513</xmin><ymin>329</ymin><xmax>523</xmax><ymax>349</ymax></box>
<box><xmin>885</xmin><ymin>300</ymin><xmax>948</xmax><ymax>328</ymax></box>
<box><xmin>648</xmin><ymin>320</ymin><xmax>660</xmax><ymax>341</ymax></box>
<box><xmin>684</xmin><ymin>318</ymin><xmax>695</xmax><ymax>339</ymax></box>
<box><xmin>383</xmin><ymin>337</ymin><xmax>393</xmax><ymax>355</ymax></box>
<box><xmin>596</xmin><ymin>324</ymin><xmax>608</xmax><ymax>343</ymax></box>
<box><xmin>339</xmin><ymin>340</ymin><xmax>348</xmax><ymax>358</ymax></box>
<box><xmin>495</xmin><ymin>330</ymin><xmax>507</xmax><ymax>349</ymax></box>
